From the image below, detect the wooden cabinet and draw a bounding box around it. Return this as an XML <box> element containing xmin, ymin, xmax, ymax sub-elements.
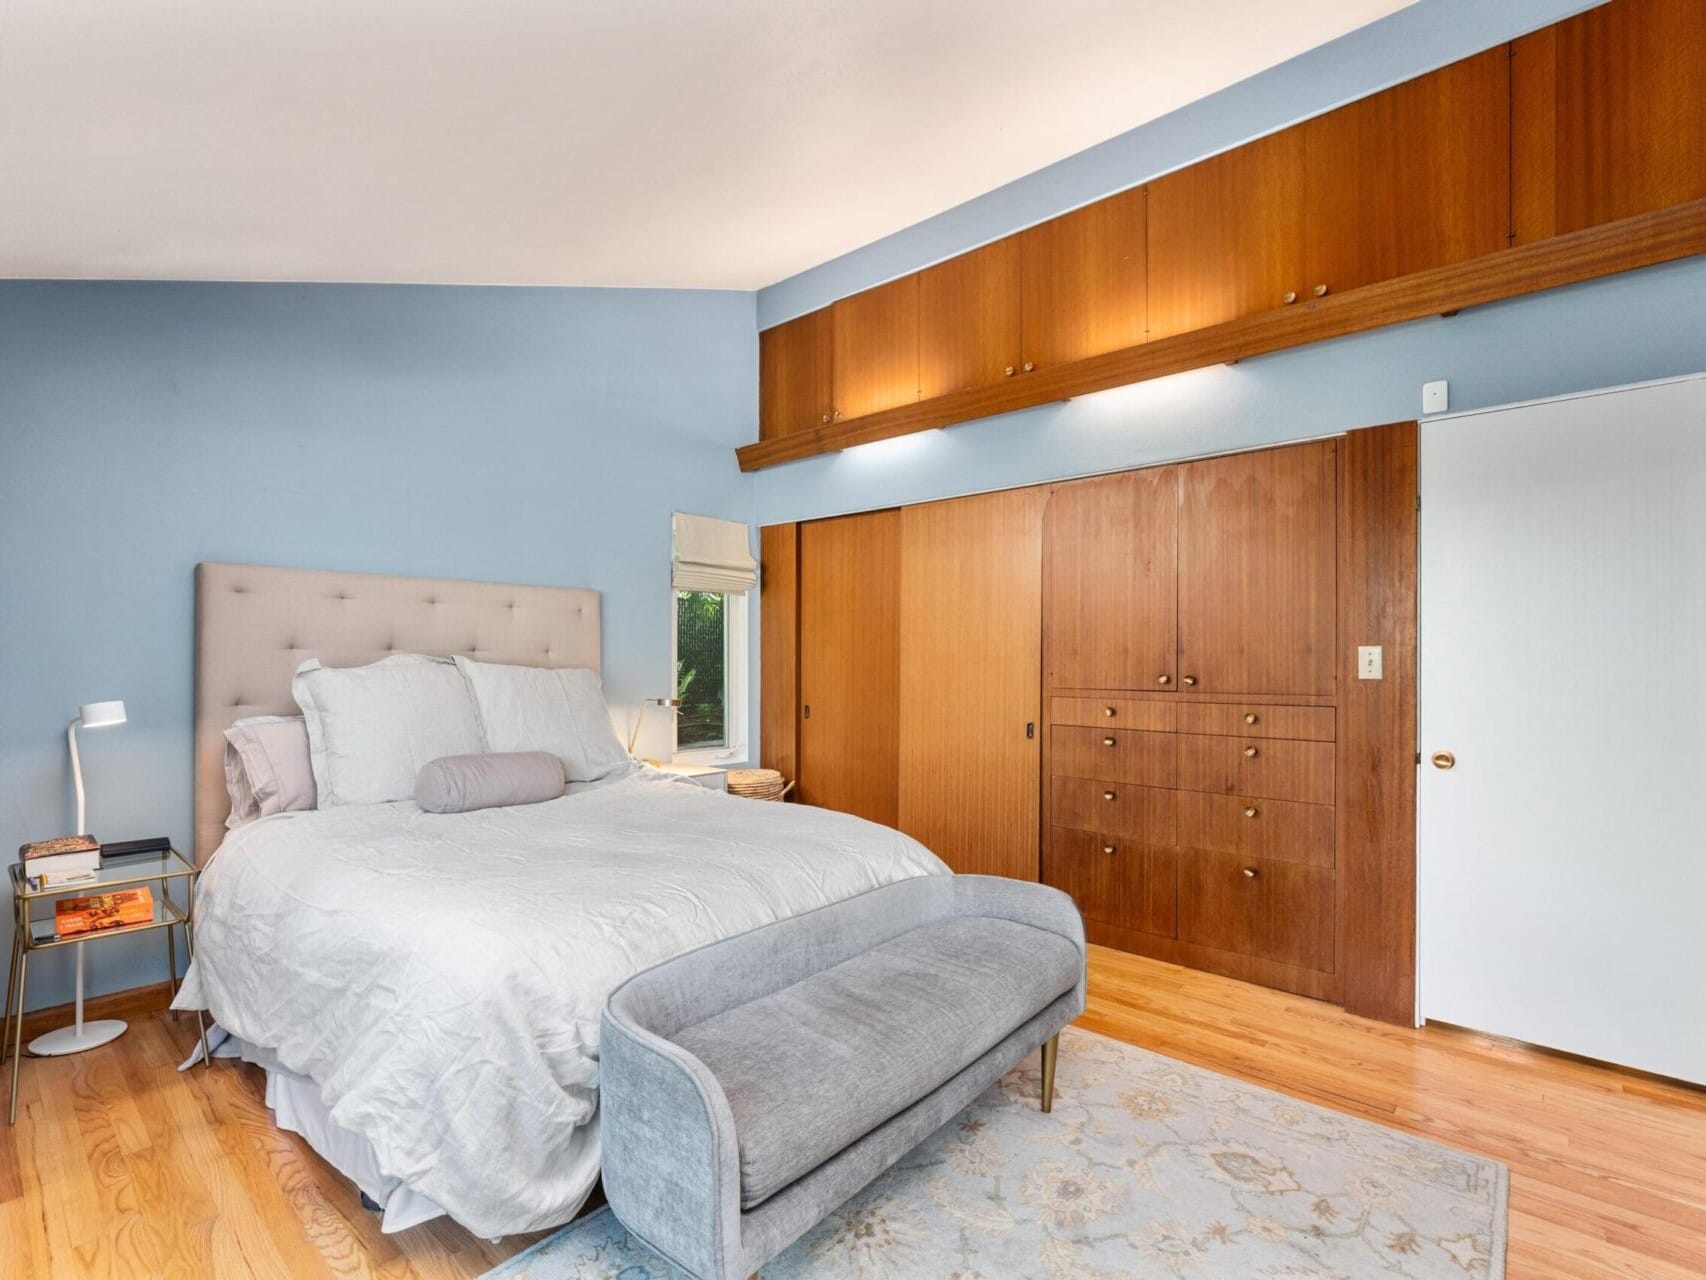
<box><xmin>1513</xmin><ymin>0</ymin><xmax>1706</xmax><ymax>244</ymax></box>
<box><xmin>1043</xmin><ymin>467</ymin><xmax>1177</xmax><ymax>692</ymax></box>
<box><xmin>1047</xmin><ymin>828</ymin><xmax>1177</xmax><ymax>937</ymax></box>
<box><xmin>897</xmin><ymin>488</ymin><xmax>1043</xmax><ymax>879</ymax></box>
<box><xmin>1302</xmin><ymin>49</ymin><xmax>1511</xmax><ymax>296</ymax></box>
<box><xmin>1019</xmin><ymin>187</ymin><xmax>1147</xmax><ymax>369</ymax></box>
<box><xmin>1147</xmin><ymin>130</ymin><xmax>1308</xmax><ymax>340</ymax></box>
<box><xmin>797</xmin><ymin>510</ymin><xmax>900</xmax><ymax>825</ymax></box>
<box><xmin>758</xmin><ymin>309</ymin><xmax>833</xmax><ymax>440</ymax></box>
<box><xmin>1050</xmin><ymin>726</ymin><xmax>1176</xmax><ymax>788</ymax></box>
<box><xmin>1180</xmin><ymin>853</ymin><xmax>1335</xmax><ymax>971</ymax></box>
<box><xmin>1177</xmin><ymin>441</ymin><xmax>1337</xmax><ymax>697</ymax></box>
<box><xmin>918</xmin><ymin>238</ymin><xmax>1022</xmax><ymax>399</ymax></box>
<box><xmin>831</xmin><ymin>275</ymin><xmax>919</xmax><ymax>422</ymax></box>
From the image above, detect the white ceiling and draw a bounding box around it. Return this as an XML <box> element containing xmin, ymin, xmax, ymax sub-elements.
<box><xmin>0</xmin><ymin>0</ymin><xmax>1414</xmax><ymax>289</ymax></box>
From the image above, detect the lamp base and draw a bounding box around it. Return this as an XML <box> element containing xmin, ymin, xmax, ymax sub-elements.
<box><xmin>28</xmin><ymin>1019</ymin><xmax>128</xmax><ymax>1056</ymax></box>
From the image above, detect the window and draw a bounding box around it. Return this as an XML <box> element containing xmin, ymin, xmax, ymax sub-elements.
<box><xmin>673</xmin><ymin>589</ymin><xmax>746</xmax><ymax>760</ymax></box>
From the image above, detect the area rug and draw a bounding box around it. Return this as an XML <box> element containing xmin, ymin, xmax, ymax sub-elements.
<box><xmin>485</xmin><ymin>1027</ymin><xmax>1507</xmax><ymax>1279</ymax></box>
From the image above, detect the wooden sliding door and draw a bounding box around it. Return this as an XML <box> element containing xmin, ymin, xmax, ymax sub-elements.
<box><xmin>898</xmin><ymin>489</ymin><xmax>1044</xmax><ymax>878</ymax></box>
<box><xmin>797</xmin><ymin>510</ymin><xmax>901</xmax><ymax>824</ymax></box>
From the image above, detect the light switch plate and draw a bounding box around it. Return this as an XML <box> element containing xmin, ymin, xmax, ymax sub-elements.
<box><xmin>1358</xmin><ymin>645</ymin><xmax>1384</xmax><ymax>680</ymax></box>
<box><xmin>1422</xmin><ymin>380</ymin><xmax>1449</xmax><ymax>414</ymax></box>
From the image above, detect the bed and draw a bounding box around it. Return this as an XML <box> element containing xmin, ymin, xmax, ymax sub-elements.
<box><xmin>174</xmin><ymin>562</ymin><xmax>948</xmax><ymax>1239</ymax></box>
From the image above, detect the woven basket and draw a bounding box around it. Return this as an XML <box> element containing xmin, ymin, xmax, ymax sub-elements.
<box><xmin>726</xmin><ymin>768</ymin><xmax>793</xmax><ymax>801</ymax></box>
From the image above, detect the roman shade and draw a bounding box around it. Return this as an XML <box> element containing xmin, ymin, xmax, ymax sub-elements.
<box><xmin>672</xmin><ymin>513</ymin><xmax>757</xmax><ymax>594</ymax></box>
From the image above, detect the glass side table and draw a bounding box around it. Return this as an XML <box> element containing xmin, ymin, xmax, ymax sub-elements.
<box><xmin>5</xmin><ymin>848</ymin><xmax>209</xmax><ymax>1125</ymax></box>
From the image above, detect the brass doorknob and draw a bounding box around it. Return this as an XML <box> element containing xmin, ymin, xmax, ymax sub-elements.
<box><xmin>1244</xmin><ymin>745</ymin><xmax>1259</xmax><ymax>758</ymax></box>
<box><xmin>1314</xmin><ymin>283</ymin><xmax>1329</xmax><ymax>297</ymax></box>
<box><xmin>1157</xmin><ymin>674</ymin><xmax>1172</xmax><ymax>686</ymax></box>
<box><xmin>1102</xmin><ymin>790</ymin><xmax>1116</xmax><ymax>801</ymax></box>
<box><xmin>1102</xmin><ymin>736</ymin><xmax>1116</xmax><ymax>746</ymax></box>
<box><xmin>1182</xmin><ymin>675</ymin><xmax>1198</xmax><ymax>687</ymax></box>
<box><xmin>1282</xmin><ymin>291</ymin><xmax>1298</xmax><ymax>305</ymax></box>
<box><xmin>1431</xmin><ymin>750</ymin><xmax>1456</xmax><ymax>770</ymax></box>
<box><xmin>1004</xmin><ymin>365</ymin><xmax>1016</xmax><ymax>377</ymax></box>
<box><xmin>1244</xmin><ymin>712</ymin><xmax>1258</xmax><ymax>724</ymax></box>
<box><xmin>1023</xmin><ymin>361</ymin><xmax>1036</xmax><ymax>372</ymax></box>
<box><xmin>1244</xmin><ymin>806</ymin><xmax>1258</xmax><ymax>818</ymax></box>
<box><xmin>1242</xmin><ymin>867</ymin><xmax>1258</xmax><ymax>879</ymax></box>
<box><xmin>1102</xmin><ymin>844</ymin><xmax>1116</xmax><ymax>855</ymax></box>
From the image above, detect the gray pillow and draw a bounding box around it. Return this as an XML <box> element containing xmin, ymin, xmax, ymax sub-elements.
<box><xmin>224</xmin><ymin>715</ymin><xmax>318</xmax><ymax>828</ymax></box>
<box><xmin>416</xmin><ymin>752</ymin><xmax>566</xmax><ymax>814</ymax></box>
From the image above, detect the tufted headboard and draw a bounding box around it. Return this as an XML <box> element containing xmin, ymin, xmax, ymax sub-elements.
<box><xmin>194</xmin><ymin>562</ymin><xmax>601</xmax><ymax>863</ymax></box>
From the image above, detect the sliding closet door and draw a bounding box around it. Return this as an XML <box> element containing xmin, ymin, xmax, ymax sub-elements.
<box><xmin>797</xmin><ymin>510</ymin><xmax>900</xmax><ymax>825</ymax></box>
<box><xmin>898</xmin><ymin>489</ymin><xmax>1044</xmax><ymax>878</ymax></box>
<box><xmin>1419</xmin><ymin>375</ymin><xmax>1706</xmax><ymax>1084</ymax></box>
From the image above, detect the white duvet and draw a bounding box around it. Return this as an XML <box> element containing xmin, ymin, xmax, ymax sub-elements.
<box><xmin>175</xmin><ymin>769</ymin><xmax>947</xmax><ymax>1237</ymax></box>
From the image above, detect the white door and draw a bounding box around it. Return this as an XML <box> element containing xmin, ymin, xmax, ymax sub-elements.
<box><xmin>1419</xmin><ymin>374</ymin><xmax>1706</xmax><ymax>1085</ymax></box>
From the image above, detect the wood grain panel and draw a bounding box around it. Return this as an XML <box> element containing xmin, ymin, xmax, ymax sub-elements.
<box><xmin>897</xmin><ymin>488</ymin><xmax>1043</xmax><ymax>878</ymax></box>
<box><xmin>1180</xmin><ymin>851</ymin><xmax>1336</xmax><ymax>971</ymax></box>
<box><xmin>917</xmin><ymin>237</ymin><xmax>1022</xmax><ymax>399</ymax></box>
<box><xmin>758</xmin><ymin>309</ymin><xmax>833</xmax><ymax>439</ymax></box>
<box><xmin>831</xmin><ymin>275</ymin><xmax>919</xmax><ymax>421</ymax></box>
<box><xmin>1043</xmin><ymin>468</ymin><xmax>1177</xmax><ymax>692</ymax></box>
<box><xmin>1020</xmin><ymin>186</ymin><xmax>1147</xmax><ymax>369</ymax></box>
<box><xmin>1514</xmin><ymin>0</ymin><xmax>1706</xmax><ymax>243</ymax></box>
<box><xmin>1177</xmin><ymin>441</ymin><xmax>1337</xmax><ymax>697</ymax></box>
<box><xmin>1147</xmin><ymin>129</ymin><xmax>1307</xmax><ymax>339</ymax></box>
<box><xmin>1049</xmin><ymin>726</ymin><xmax>1176</xmax><ymax>787</ymax></box>
<box><xmin>758</xmin><ymin>523</ymin><xmax>798</xmax><ymax>785</ymax></box>
<box><xmin>1177</xmin><ymin>702</ymin><xmax>1336</xmax><ymax>742</ymax></box>
<box><xmin>1177</xmin><ymin>791</ymin><xmax>1335</xmax><ymax>868</ymax></box>
<box><xmin>1049</xmin><ymin>696</ymin><xmax>1177</xmax><ymax>731</ymax></box>
<box><xmin>798</xmin><ymin>510</ymin><xmax>900</xmax><ymax>825</ymax></box>
<box><xmin>1337</xmin><ymin>421</ymin><xmax>1419</xmax><ymax>1025</ymax></box>
<box><xmin>1302</xmin><ymin>49</ymin><xmax>1511</xmax><ymax>294</ymax></box>
<box><xmin>1045</xmin><ymin>827</ymin><xmax>1177</xmax><ymax>936</ymax></box>
<box><xmin>1177</xmin><ymin>733</ymin><xmax>1335</xmax><ymax>805</ymax></box>
<box><xmin>1050</xmin><ymin>779</ymin><xmax>1176</xmax><ymax>844</ymax></box>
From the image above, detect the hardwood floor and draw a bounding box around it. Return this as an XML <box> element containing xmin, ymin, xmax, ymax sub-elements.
<box><xmin>6</xmin><ymin>947</ymin><xmax>1705</xmax><ymax>1278</ymax></box>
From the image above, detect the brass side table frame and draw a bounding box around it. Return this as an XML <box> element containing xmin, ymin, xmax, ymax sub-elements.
<box><xmin>5</xmin><ymin>848</ymin><xmax>210</xmax><ymax>1125</ymax></box>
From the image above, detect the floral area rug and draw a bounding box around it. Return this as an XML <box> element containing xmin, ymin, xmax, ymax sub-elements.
<box><xmin>484</xmin><ymin>1027</ymin><xmax>1507</xmax><ymax>1279</ymax></box>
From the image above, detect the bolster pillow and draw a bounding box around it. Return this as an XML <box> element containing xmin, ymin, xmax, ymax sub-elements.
<box><xmin>417</xmin><ymin>751</ymin><xmax>566</xmax><ymax>814</ymax></box>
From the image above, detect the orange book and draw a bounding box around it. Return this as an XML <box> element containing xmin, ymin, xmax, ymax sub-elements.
<box><xmin>54</xmin><ymin>887</ymin><xmax>153</xmax><ymax>938</ymax></box>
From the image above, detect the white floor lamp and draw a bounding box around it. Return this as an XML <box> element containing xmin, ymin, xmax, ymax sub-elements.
<box><xmin>29</xmin><ymin>699</ymin><xmax>130</xmax><ymax>1056</ymax></box>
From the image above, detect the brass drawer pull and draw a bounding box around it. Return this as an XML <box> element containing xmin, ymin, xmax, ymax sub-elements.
<box><xmin>1156</xmin><ymin>674</ymin><xmax>1172</xmax><ymax>686</ymax></box>
<box><xmin>1244</xmin><ymin>712</ymin><xmax>1258</xmax><ymax>724</ymax></box>
<box><xmin>1182</xmin><ymin>675</ymin><xmax>1198</xmax><ymax>687</ymax></box>
<box><xmin>1004</xmin><ymin>365</ymin><xmax>1016</xmax><ymax>377</ymax></box>
<box><xmin>1102</xmin><ymin>844</ymin><xmax>1116</xmax><ymax>855</ymax></box>
<box><xmin>1244</xmin><ymin>806</ymin><xmax>1258</xmax><ymax>818</ymax></box>
<box><xmin>1023</xmin><ymin>361</ymin><xmax>1036</xmax><ymax>372</ymax></box>
<box><xmin>1102</xmin><ymin>736</ymin><xmax>1116</xmax><ymax>747</ymax></box>
<box><xmin>1243</xmin><ymin>745</ymin><xmax>1259</xmax><ymax>758</ymax></box>
<box><xmin>1282</xmin><ymin>291</ymin><xmax>1298</xmax><ymax>305</ymax></box>
<box><xmin>1242</xmin><ymin>867</ymin><xmax>1258</xmax><ymax>879</ymax></box>
<box><xmin>1102</xmin><ymin>790</ymin><xmax>1116</xmax><ymax>801</ymax></box>
<box><xmin>1314</xmin><ymin>283</ymin><xmax>1329</xmax><ymax>297</ymax></box>
<box><xmin>1103</xmin><ymin>706</ymin><xmax>1117</xmax><ymax>718</ymax></box>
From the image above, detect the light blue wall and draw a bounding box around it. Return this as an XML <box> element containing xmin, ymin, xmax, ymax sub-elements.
<box><xmin>0</xmin><ymin>281</ymin><xmax>758</xmax><ymax>1010</ymax></box>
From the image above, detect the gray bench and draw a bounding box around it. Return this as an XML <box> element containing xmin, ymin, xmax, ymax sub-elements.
<box><xmin>600</xmin><ymin>875</ymin><xmax>1086</xmax><ymax>1280</ymax></box>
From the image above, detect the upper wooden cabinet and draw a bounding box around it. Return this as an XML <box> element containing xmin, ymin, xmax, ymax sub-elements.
<box><xmin>1177</xmin><ymin>441</ymin><xmax>1337</xmax><ymax>698</ymax></box>
<box><xmin>1147</xmin><ymin>130</ymin><xmax>1307</xmax><ymax>340</ymax></box>
<box><xmin>1044</xmin><ymin>467</ymin><xmax>1178</xmax><ymax>693</ymax></box>
<box><xmin>758</xmin><ymin>308</ymin><xmax>833</xmax><ymax>440</ymax></box>
<box><xmin>918</xmin><ymin>237</ymin><xmax>1022</xmax><ymax>398</ymax></box>
<box><xmin>1019</xmin><ymin>186</ymin><xmax>1148</xmax><ymax>370</ymax></box>
<box><xmin>1302</xmin><ymin>49</ymin><xmax>1511</xmax><ymax>296</ymax></box>
<box><xmin>1513</xmin><ymin>0</ymin><xmax>1706</xmax><ymax>244</ymax></box>
<box><xmin>831</xmin><ymin>275</ymin><xmax>919</xmax><ymax>422</ymax></box>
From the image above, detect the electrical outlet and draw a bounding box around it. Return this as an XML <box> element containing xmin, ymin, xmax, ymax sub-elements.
<box><xmin>1358</xmin><ymin>645</ymin><xmax>1384</xmax><ymax>680</ymax></box>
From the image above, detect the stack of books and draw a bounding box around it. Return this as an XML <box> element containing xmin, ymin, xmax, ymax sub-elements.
<box><xmin>54</xmin><ymin>886</ymin><xmax>154</xmax><ymax>938</ymax></box>
<box><xmin>18</xmin><ymin>835</ymin><xmax>102</xmax><ymax>891</ymax></box>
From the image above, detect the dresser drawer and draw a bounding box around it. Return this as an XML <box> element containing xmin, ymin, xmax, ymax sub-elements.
<box><xmin>1045</xmin><ymin>827</ymin><xmax>1177</xmax><ymax>937</ymax></box>
<box><xmin>1177</xmin><ymin>703</ymin><xmax>1335</xmax><ymax>742</ymax></box>
<box><xmin>1050</xmin><ymin>778</ymin><xmax>1177</xmax><ymax>844</ymax></box>
<box><xmin>1179</xmin><ymin>852</ymin><xmax>1335</xmax><ymax>971</ymax></box>
<box><xmin>1177</xmin><ymin>792</ymin><xmax>1334</xmax><ymax>868</ymax></box>
<box><xmin>1050</xmin><ymin>726</ymin><xmax>1176</xmax><ymax>787</ymax></box>
<box><xmin>1177</xmin><ymin>734</ymin><xmax>1334</xmax><ymax>805</ymax></box>
<box><xmin>1050</xmin><ymin>696</ymin><xmax>1176</xmax><ymax>732</ymax></box>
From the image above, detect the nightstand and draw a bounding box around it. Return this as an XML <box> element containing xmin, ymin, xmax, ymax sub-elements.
<box><xmin>5</xmin><ymin>848</ymin><xmax>209</xmax><ymax>1124</ymax></box>
<box><xmin>651</xmin><ymin>762</ymin><xmax>729</xmax><ymax>791</ymax></box>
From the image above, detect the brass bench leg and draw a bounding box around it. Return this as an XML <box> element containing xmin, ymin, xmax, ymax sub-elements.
<box><xmin>1040</xmin><ymin>1033</ymin><xmax>1059</xmax><ymax>1113</ymax></box>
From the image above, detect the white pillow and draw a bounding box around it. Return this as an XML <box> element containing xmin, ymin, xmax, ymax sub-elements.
<box><xmin>223</xmin><ymin>715</ymin><xmax>317</xmax><ymax>828</ymax></box>
<box><xmin>454</xmin><ymin>656</ymin><xmax>629</xmax><ymax>783</ymax></box>
<box><xmin>292</xmin><ymin>655</ymin><xmax>485</xmax><ymax>806</ymax></box>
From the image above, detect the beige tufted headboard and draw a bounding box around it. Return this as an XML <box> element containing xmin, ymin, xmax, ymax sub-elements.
<box><xmin>194</xmin><ymin>561</ymin><xmax>601</xmax><ymax>863</ymax></box>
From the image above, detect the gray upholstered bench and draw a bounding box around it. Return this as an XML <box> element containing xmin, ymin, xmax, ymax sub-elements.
<box><xmin>600</xmin><ymin>875</ymin><xmax>1086</xmax><ymax>1280</ymax></box>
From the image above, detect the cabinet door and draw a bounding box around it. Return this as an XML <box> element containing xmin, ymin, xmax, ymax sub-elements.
<box><xmin>898</xmin><ymin>488</ymin><xmax>1043</xmax><ymax>877</ymax></box>
<box><xmin>1513</xmin><ymin>0</ymin><xmax>1706</xmax><ymax>243</ymax></box>
<box><xmin>1043</xmin><ymin>468</ymin><xmax>1177</xmax><ymax>692</ymax></box>
<box><xmin>1146</xmin><ymin>130</ymin><xmax>1307</xmax><ymax>340</ymax></box>
<box><xmin>831</xmin><ymin>276</ymin><xmax>919</xmax><ymax>422</ymax></box>
<box><xmin>758</xmin><ymin>309</ymin><xmax>833</xmax><ymax>440</ymax></box>
<box><xmin>798</xmin><ymin>510</ymin><xmax>900</xmax><ymax>824</ymax></box>
<box><xmin>1302</xmin><ymin>49</ymin><xmax>1510</xmax><ymax>296</ymax></box>
<box><xmin>917</xmin><ymin>237</ymin><xmax>1022</xmax><ymax>399</ymax></box>
<box><xmin>1020</xmin><ymin>187</ymin><xmax>1147</xmax><ymax>370</ymax></box>
<box><xmin>1047</xmin><ymin>828</ymin><xmax>1177</xmax><ymax>937</ymax></box>
<box><xmin>1177</xmin><ymin>442</ymin><xmax>1337</xmax><ymax>697</ymax></box>
<box><xmin>1180</xmin><ymin>852</ymin><xmax>1335</xmax><ymax>971</ymax></box>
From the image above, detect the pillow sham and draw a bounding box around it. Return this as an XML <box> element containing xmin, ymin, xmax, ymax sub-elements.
<box><xmin>454</xmin><ymin>656</ymin><xmax>628</xmax><ymax>783</ymax></box>
<box><xmin>292</xmin><ymin>654</ymin><xmax>485</xmax><ymax>806</ymax></box>
<box><xmin>416</xmin><ymin>751</ymin><xmax>566</xmax><ymax>814</ymax></box>
<box><xmin>223</xmin><ymin>715</ymin><xmax>317</xmax><ymax>827</ymax></box>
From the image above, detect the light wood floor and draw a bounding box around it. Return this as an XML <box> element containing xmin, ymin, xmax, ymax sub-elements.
<box><xmin>5</xmin><ymin>946</ymin><xmax>1704</xmax><ymax>1279</ymax></box>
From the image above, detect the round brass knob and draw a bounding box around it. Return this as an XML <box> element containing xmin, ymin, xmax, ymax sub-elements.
<box><xmin>1023</xmin><ymin>361</ymin><xmax>1036</xmax><ymax>372</ymax></box>
<box><xmin>1004</xmin><ymin>365</ymin><xmax>1016</xmax><ymax>377</ymax></box>
<box><xmin>1244</xmin><ymin>745</ymin><xmax>1259</xmax><ymax>758</ymax></box>
<box><xmin>1244</xmin><ymin>806</ymin><xmax>1258</xmax><ymax>818</ymax></box>
<box><xmin>1102</xmin><ymin>736</ymin><xmax>1116</xmax><ymax>746</ymax></box>
<box><xmin>1182</xmin><ymin>675</ymin><xmax>1198</xmax><ymax>687</ymax></box>
<box><xmin>1314</xmin><ymin>283</ymin><xmax>1329</xmax><ymax>297</ymax></box>
<box><xmin>832</xmin><ymin>409</ymin><xmax>842</xmax><ymax>420</ymax></box>
<box><xmin>1157</xmin><ymin>674</ymin><xmax>1172</xmax><ymax>686</ymax></box>
<box><xmin>1102</xmin><ymin>844</ymin><xmax>1116</xmax><ymax>855</ymax></box>
<box><xmin>1244</xmin><ymin>712</ymin><xmax>1258</xmax><ymax>724</ymax></box>
<box><xmin>1102</xmin><ymin>790</ymin><xmax>1116</xmax><ymax>801</ymax></box>
<box><xmin>1431</xmin><ymin>750</ymin><xmax>1456</xmax><ymax>770</ymax></box>
<box><xmin>1103</xmin><ymin>706</ymin><xmax>1116</xmax><ymax>717</ymax></box>
<box><xmin>1242</xmin><ymin>867</ymin><xmax>1258</xmax><ymax>879</ymax></box>
<box><xmin>1282</xmin><ymin>291</ymin><xmax>1298</xmax><ymax>305</ymax></box>
<box><xmin>820</xmin><ymin>413</ymin><xmax>831</xmax><ymax>424</ymax></box>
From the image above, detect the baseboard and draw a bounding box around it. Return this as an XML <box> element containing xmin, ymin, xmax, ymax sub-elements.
<box><xmin>16</xmin><ymin>979</ymin><xmax>176</xmax><ymax>1041</ymax></box>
